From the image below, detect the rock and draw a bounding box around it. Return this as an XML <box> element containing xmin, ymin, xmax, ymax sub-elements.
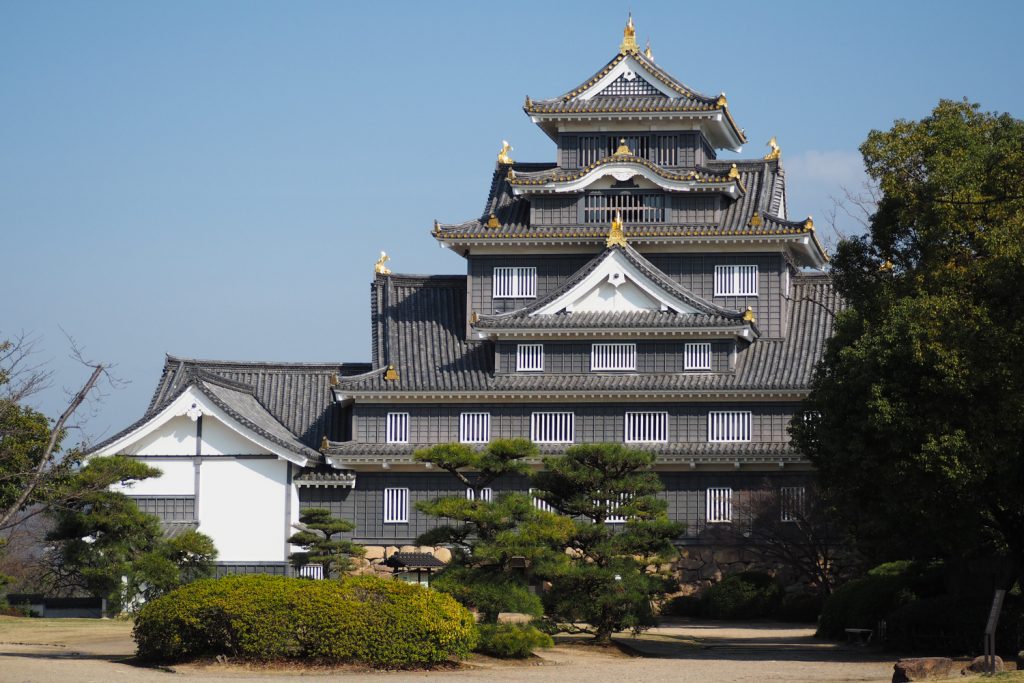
<box><xmin>497</xmin><ymin>612</ymin><xmax>532</xmax><ymax>624</ymax></box>
<box><xmin>892</xmin><ymin>657</ymin><xmax>953</xmax><ymax>682</ymax></box>
<box><xmin>384</xmin><ymin>545</ymin><xmax>399</xmax><ymax>558</ymax></box>
<box><xmin>698</xmin><ymin>562</ymin><xmax>721</xmax><ymax>581</ymax></box>
<box><xmin>399</xmin><ymin>545</ymin><xmax>419</xmax><ymax>554</ymax></box>
<box><xmin>418</xmin><ymin>545</ymin><xmax>435</xmax><ymax>554</ymax></box>
<box><xmin>963</xmin><ymin>655</ymin><xmax>1004</xmax><ymax>674</ymax></box>
<box><xmin>432</xmin><ymin>547</ymin><xmax>452</xmax><ymax>563</ymax></box>
<box><xmin>363</xmin><ymin>545</ymin><xmax>386</xmax><ymax>561</ymax></box>
<box><xmin>715</xmin><ymin>548</ymin><xmax>741</xmax><ymax>564</ymax></box>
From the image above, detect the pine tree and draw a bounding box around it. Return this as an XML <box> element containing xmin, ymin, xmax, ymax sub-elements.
<box><xmin>288</xmin><ymin>508</ymin><xmax>364</xmax><ymax>578</ymax></box>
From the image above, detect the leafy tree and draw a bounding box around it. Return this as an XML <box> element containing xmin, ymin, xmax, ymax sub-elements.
<box><xmin>288</xmin><ymin>508</ymin><xmax>364</xmax><ymax>578</ymax></box>
<box><xmin>44</xmin><ymin>455</ymin><xmax>217</xmax><ymax>612</ymax></box>
<box><xmin>791</xmin><ymin>99</ymin><xmax>1024</xmax><ymax>590</ymax></box>
<box><xmin>532</xmin><ymin>443</ymin><xmax>684</xmax><ymax>643</ymax></box>
<box><xmin>415</xmin><ymin>439</ymin><xmax>573</xmax><ymax>622</ymax></box>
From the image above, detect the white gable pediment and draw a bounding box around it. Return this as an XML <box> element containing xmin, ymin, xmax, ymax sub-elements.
<box><xmin>577</xmin><ymin>56</ymin><xmax>676</xmax><ymax>100</ymax></box>
<box><xmin>531</xmin><ymin>249</ymin><xmax>703</xmax><ymax>316</ymax></box>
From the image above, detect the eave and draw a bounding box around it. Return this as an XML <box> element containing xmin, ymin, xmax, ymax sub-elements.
<box><xmin>508</xmin><ymin>156</ymin><xmax>743</xmax><ymax>197</ymax></box>
<box><xmin>331</xmin><ymin>388</ymin><xmax>810</xmax><ymax>403</ymax></box>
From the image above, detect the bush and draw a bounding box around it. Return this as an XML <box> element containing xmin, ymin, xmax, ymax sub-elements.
<box><xmin>702</xmin><ymin>572</ymin><xmax>783</xmax><ymax>620</ymax></box>
<box><xmin>475</xmin><ymin>623</ymin><xmax>553</xmax><ymax>658</ymax></box>
<box><xmin>777</xmin><ymin>593</ymin><xmax>823</xmax><ymax>623</ymax></box>
<box><xmin>660</xmin><ymin>594</ymin><xmax>703</xmax><ymax>617</ymax></box>
<box><xmin>133</xmin><ymin>574</ymin><xmax>477</xmax><ymax>666</ymax></box>
<box><xmin>432</xmin><ymin>568</ymin><xmax>542</xmax><ymax>623</ymax></box>
<box><xmin>885</xmin><ymin>594</ymin><xmax>1023</xmax><ymax>657</ymax></box>
<box><xmin>817</xmin><ymin>561</ymin><xmax>940</xmax><ymax>639</ymax></box>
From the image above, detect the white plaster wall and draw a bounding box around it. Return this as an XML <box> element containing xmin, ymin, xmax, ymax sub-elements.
<box><xmin>113</xmin><ymin>459</ymin><xmax>195</xmax><ymax>496</ymax></box>
<box><xmin>201</xmin><ymin>419</ymin><xmax>272</xmax><ymax>456</ymax></box>
<box><xmin>198</xmin><ymin>458</ymin><xmax>287</xmax><ymax>562</ymax></box>
<box><xmin>126</xmin><ymin>415</ymin><xmax>197</xmax><ymax>456</ymax></box>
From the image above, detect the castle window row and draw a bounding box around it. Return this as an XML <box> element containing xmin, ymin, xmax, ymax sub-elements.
<box><xmin>385</xmin><ymin>410</ymin><xmax>752</xmax><ymax>445</ymax></box>
<box><xmin>492</xmin><ymin>265</ymin><xmax>758</xmax><ymax>300</ymax></box>
<box><xmin>379</xmin><ymin>486</ymin><xmax>807</xmax><ymax>526</ymax></box>
<box><xmin>517</xmin><ymin>342</ymin><xmax>714</xmax><ymax>373</ymax></box>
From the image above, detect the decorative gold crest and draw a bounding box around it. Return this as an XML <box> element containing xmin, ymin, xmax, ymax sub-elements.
<box><xmin>374</xmin><ymin>251</ymin><xmax>392</xmax><ymax>275</ymax></box>
<box><xmin>606</xmin><ymin>211</ymin><xmax>627</xmax><ymax>248</ymax></box>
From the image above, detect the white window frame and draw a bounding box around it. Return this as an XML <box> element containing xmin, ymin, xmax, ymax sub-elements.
<box><xmin>385</xmin><ymin>412</ymin><xmax>409</xmax><ymax>444</ymax></box>
<box><xmin>600</xmin><ymin>493</ymin><xmax>632</xmax><ymax>523</ymax></box>
<box><xmin>465</xmin><ymin>487</ymin><xmax>493</xmax><ymax>502</ymax></box>
<box><xmin>530</xmin><ymin>412</ymin><xmax>575</xmax><ymax>443</ymax></box>
<box><xmin>780</xmin><ymin>486</ymin><xmax>806</xmax><ymax>523</ymax></box>
<box><xmin>624</xmin><ymin>411</ymin><xmax>668</xmax><ymax>443</ymax></box>
<box><xmin>707</xmin><ymin>411</ymin><xmax>752</xmax><ymax>443</ymax></box>
<box><xmin>684</xmin><ymin>342</ymin><xmax>712</xmax><ymax>371</ymax></box>
<box><xmin>459</xmin><ymin>412</ymin><xmax>491</xmax><ymax>444</ymax></box>
<box><xmin>516</xmin><ymin>343</ymin><xmax>544</xmax><ymax>372</ymax></box>
<box><xmin>714</xmin><ymin>264</ymin><xmax>758</xmax><ymax>296</ymax></box>
<box><xmin>529</xmin><ymin>488</ymin><xmax>555</xmax><ymax>513</ymax></box>
<box><xmin>706</xmin><ymin>487</ymin><xmax>732</xmax><ymax>523</ymax></box>
<box><xmin>591</xmin><ymin>343</ymin><xmax>637</xmax><ymax>371</ymax></box>
<box><xmin>493</xmin><ymin>266</ymin><xmax>537</xmax><ymax>299</ymax></box>
<box><xmin>383</xmin><ymin>487</ymin><xmax>409</xmax><ymax>523</ymax></box>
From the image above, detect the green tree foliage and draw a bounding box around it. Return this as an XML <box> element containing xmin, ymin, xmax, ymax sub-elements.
<box><xmin>791</xmin><ymin>100</ymin><xmax>1024</xmax><ymax>587</ymax></box>
<box><xmin>288</xmin><ymin>507</ymin><xmax>364</xmax><ymax>578</ymax></box>
<box><xmin>413</xmin><ymin>437</ymin><xmax>534</xmax><ymax>498</ymax></box>
<box><xmin>45</xmin><ymin>455</ymin><xmax>217</xmax><ymax>612</ymax></box>
<box><xmin>531</xmin><ymin>443</ymin><xmax>684</xmax><ymax>643</ymax></box>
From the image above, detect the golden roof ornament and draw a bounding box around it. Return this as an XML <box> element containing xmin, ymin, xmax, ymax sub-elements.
<box><xmin>614</xmin><ymin>138</ymin><xmax>633</xmax><ymax>156</ymax></box>
<box><xmin>469</xmin><ymin>311</ymin><xmax>479</xmax><ymax>324</ymax></box>
<box><xmin>383</xmin><ymin>364</ymin><xmax>400</xmax><ymax>381</ymax></box>
<box><xmin>329</xmin><ymin>373</ymin><xmax>339</xmax><ymax>387</ymax></box>
<box><xmin>524</xmin><ymin>95</ymin><xmax>532</xmax><ymax>108</ymax></box>
<box><xmin>320</xmin><ymin>435</ymin><xmax>329</xmax><ymax>452</ymax></box>
<box><xmin>374</xmin><ymin>251</ymin><xmax>392</xmax><ymax>275</ymax></box>
<box><xmin>728</xmin><ymin>163</ymin><xmax>740</xmax><ymax>180</ymax></box>
<box><xmin>497</xmin><ymin>140</ymin><xmax>514</xmax><ymax>165</ymax></box>
<box><xmin>606</xmin><ymin>210</ymin><xmax>627</xmax><ymax>248</ymax></box>
<box><xmin>619</xmin><ymin>13</ymin><xmax>639</xmax><ymax>54</ymax></box>
<box><xmin>486</xmin><ymin>214</ymin><xmax>500</xmax><ymax>228</ymax></box>
<box><xmin>644</xmin><ymin>39</ymin><xmax>654</xmax><ymax>62</ymax></box>
<box><xmin>742</xmin><ymin>306</ymin><xmax>757</xmax><ymax>323</ymax></box>
<box><xmin>805</xmin><ymin>215</ymin><xmax>815</xmax><ymax>231</ymax></box>
<box><xmin>748</xmin><ymin>211</ymin><xmax>763</xmax><ymax>228</ymax></box>
<box><xmin>764</xmin><ymin>136</ymin><xmax>781</xmax><ymax>161</ymax></box>
<box><xmin>879</xmin><ymin>259</ymin><xmax>894</xmax><ymax>272</ymax></box>
<box><xmin>507</xmin><ymin>167</ymin><xmax>516</xmax><ymax>181</ymax></box>
<box><xmin>716</xmin><ymin>93</ymin><xmax>728</xmax><ymax>108</ymax></box>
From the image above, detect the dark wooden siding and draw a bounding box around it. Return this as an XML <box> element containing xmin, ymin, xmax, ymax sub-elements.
<box><xmin>468</xmin><ymin>254</ymin><xmax>594</xmax><ymax>316</ymax></box>
<box><xmin>495</xmin><ymin>340</ymin><xmax>732</xmax><ymax>374</ymax></box>
<box><xmin>354</xmin><ymin>402</ymin><xmax>799</xmax><ymax>445</ymax></box>
<box><xmin>556</xmin><ymin>131</ymin><xmax>710</xmax><ymax>169</ymax></box>
<box><xmin>667</xmin><ymin>196</ymin><xmax>720</xmax><ymax>224</ymax></box>
<box><xmin>531</xmin><ymin>196</ymin><xmax>580</xmax><ymax>226</ymax></box>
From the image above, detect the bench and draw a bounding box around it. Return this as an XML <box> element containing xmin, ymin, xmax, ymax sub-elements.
<box><xmin>845</xmin><ymin>628</ymin><xmax>873</xmax><ymax>644</ymax></box>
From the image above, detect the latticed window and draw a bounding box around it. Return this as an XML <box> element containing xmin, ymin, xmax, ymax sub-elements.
<box><xmin>459</xmin><ymin>412</ymin><xmax>490</xmax><ymax>444</ymax></box>
<box><xmin>131</xmin><ymin>496</ymin><xmax>195</xmax><ymax>522</ymax></box>
<box><xmin>780</xmin><ymin>486</ymin><xmax>806</xmax><ymax>522</ymax></box>
<box><xmin>493</xmin><ymin>266</ymin><xmax>537</xmax><ymax>298</ymax></box>
<box><xmin>708</xmin><ymin>411</ymin><xmax>752</xmax><ymax>442</ymax></box>
<box><xmin>385</xmin><ymin>412</ymin><xmax>409</xmax><ymax>443</ymax></box>
<box><xmin>714</xmin><ymin>265</ymin><xmax>758</xmax><ymax>296</ymax></box>
<box><xmin>530</xmin><ymin>489</ymin><xmax>555</xmax><ymax>513</ymax></box>
<box><xmin>655</xmin><ymin>134</ymin><xmax>679</xmax><ymax>166</ymax></box>
<box><xmin>592</xmin><ymin>343</ymin><xmax>636</xmax><ymax>371</ymax></box>
<box><xmin>577</xmin><ymin>134</ymin><xmax>652</xmax><ymax>166</ymax></box>
<box><xmin>383</xmin><ymin>488</ymin><xmax>409</xmax><ymax>523</ymax></box>
<box><xmin>600</xmin><ymin>72</ymin><xmax>662</xmax><ymax>96</ymax></box>
<box><xmin>531</xmin><ymin>412</ymin><xmax>574</xmax><ymax>443</ymax></box>
<box><xmin>465</xmin><ymin>487</ymin><xmax>493</xmax><ymax>502</ymax></box>
<box><xmin>624</xmin><ymin>411</ymin><xmax>668</xmax><ymax>443</ymax></box>
<box><xmin>516</xmin><ymin>343</ymin><xmax>544</xmax><ymax>371</ymax></box>
<box><xmin>298</xmin><ymin>564</ymin><xmax>324</xmax><ymax>579</ymax></box>
<box><xmin>684</xmin><ymin>343</ymin><xmax>712</xmax><ymax>371</ymax></box>
<box><xmin>583</xmin><ymin>193</ymin><xmax>664</xmax><ymax>224</ymax></box>
<box><xmin>599</xmin><ymin>493</ymin><xmax>632</xmax><ymax>523</ymax></box>
<box><xmin>707</xmin><ymin>487</ymin><xmax>732</xmax><ymax>523</ymax></box>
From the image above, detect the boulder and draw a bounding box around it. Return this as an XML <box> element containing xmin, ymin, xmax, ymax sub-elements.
<box><xmin>432</xmin><ymin>547</ymin><xmax>452</xmax><ymax>563</ymax></box>
<box><xmin>418</xmin><ymin>545</ymin><xmax>435</xmax><ymax>554</ymax></box>
<box><xmin>384</xmin><ymin>545</ymin><xmax>399</xmax><ymax>558</ymax></box>
<box><xmin>399</xmin><ymin>545</ymin><xmax>419</xmax><ymax>554</ymax></box>
<box><xmin>363</xmin><ymin>545</ymin><xmax>386</xmax><ymax>561</ymax></box>
<box><xmin>892</xmin><ymin>657</ymin><xmax>953</xmax><ymax>682</ymax></box>
<box><xmin>963</xmin><ymin>655</ymin><xmax>1004</xmax><ymax>674</ymax></box>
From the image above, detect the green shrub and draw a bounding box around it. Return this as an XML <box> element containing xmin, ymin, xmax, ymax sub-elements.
<box><xmin>702</xmin><ymin>572</ymin><xmax>783</xmax><ymax>620</ymax></box>
<box><xmin>885</xmin><ymin>594</ymin><xmax>1023</xmax><ymax>657</ymax></box>
<box><xmin>475</xmin><ymin>623</ymin><xmax>553</xmax><ymax>658</ymax></box>
<box><xmin>133</xmin><ymin>574</ymin><xmax>477</xmax><ymax>666</ymax></box>
<box><xmin>660</xmin><ymin>594</ymin><xmax>703</xmax><ymax>618</ymax></box>
<box><xmin>432</xmin><ymin>568</ymin><xmax>542</xmax><ymax>623</ymax></box>
<box><xmin>777</xmin><ymin>593</ymin><xmax>823</xmax><ymax>623</ymax></box>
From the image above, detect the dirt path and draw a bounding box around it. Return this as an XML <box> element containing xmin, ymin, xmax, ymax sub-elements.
<box><xmin>0</xmin><ymin>616</ymin><xmax>898</xmax><ymax>683</ymax></box>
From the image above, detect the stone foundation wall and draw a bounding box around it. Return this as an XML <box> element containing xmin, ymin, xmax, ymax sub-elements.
<box><xmin>351</xmin><ymin>545</ymin><xmax>453</xmax><ymax>576</ymax></box>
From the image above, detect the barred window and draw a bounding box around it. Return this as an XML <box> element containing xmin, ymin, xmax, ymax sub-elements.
<box><xmin>583</xmin><ymin>193</ymin><xmax>664</xmax><ymax>224</ymax></box>
<box><xmin>600</xmin><ymin>493</ymin><xmax>632</xmax><ymax>523</ymax></box>
<box><xmin>493</xmin><ymin>267</ymin><xmax>537</xmax><ymax>298</ymax></box>
<box><xmin>383</xmin><ymin>488</ymin><xmax>409</xmax><ymax>523</ymax></box>
<box><xmin>459</xmin><ymin>412</ymin><xmax>490</xmax><ymax>444</ymax></box>
<box><xmin>656</xmin><ymin>134</ymin><xmax>679</xmax><ymax>166</ymax></box>
<box><xmin>131</xmin><ymin>496</ymin><xmax>195</xmax><ymax>522</ymax></box>
<box><xmin>714</xmin><ymin>265</ymin><xmax>758</xmax><ymax>296</ymax></box>
<box><xmin>684</xmin><ymin>342</ymin><xmax>712</xmax><ymax>371</ymax></box>
<box><xmin>624</xmin><ymin>411</ymin><xmax>668</xmax><ymax>443</ymax></box>
<box><xmin>592</xmin><ymin>343</ymin><xmax>636</xmax><ymax>371</ymax></box>
<box><xmin>708</xmin><ymin>411</ymin><xmax>752</xmax><ymax>442</ymax></box>
<box><xmin>385</xmin><ymin>413</ymin><xmax>409</xmax><ymax>444</ymax></box>
<box><xmin>516</xmin><ymin>343</ymin><xmax>544</xmax><ymax>372</ymax></box>
<box><xmin>465</xmin><ymin>487</ymin><xmax>493</xmax><ymax>502</ymax></box>
<box><xmin>530</xmin><ymin>488</ymin><xmax>555</xmax><ymax>513</ymax></box>
<box><xmin>780</xmin><ymin>486</ymin><xmax>806</xmax><ymax>522</ymax></box>
<box><xmin>706</xmin><ymin>487</ymin><xmax>732</xmax><ymax>523</ymax></box>
<box><xmin>298</xmin><ymin>564</ymin><xmax>324</xmax><ymax>579</ymax></box>
<box><xmin>531</xmin><ymin>412</ymin><xmax>574</xmax><ymax>443</ymax></box>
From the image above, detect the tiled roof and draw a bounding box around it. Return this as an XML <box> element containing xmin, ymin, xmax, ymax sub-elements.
<box><xmin>93</xmin><ymin>357</ymin><xmax>371</xmax><ymax>459</ymax></box>
<box><xmin>386</xmin><ymin>552</ymin><xmax>447</xmax><ymax>568</ymax></box>
<box><xmin>294</xmin><ymin>468</ymin><xmax>357</xmax><ymax>487</ymax></box>
<box><xmin>507</xmin><ymin>156</ymin><xmax>733</xmax><ymax>187</ymax></box>
<box><xmin>334</xmin><ymin>272</ymin><xmax>835</xmax><ymax>400</ymax></box>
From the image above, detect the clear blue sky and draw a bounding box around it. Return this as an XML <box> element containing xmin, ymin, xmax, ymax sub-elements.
<box><xmin>3</xmin><ymin>0</ymin><xmax>1023</xmax><ymax>442</ymax></box>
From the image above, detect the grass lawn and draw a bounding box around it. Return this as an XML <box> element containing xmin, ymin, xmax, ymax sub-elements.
<box><xmin>0</xmin><ymin>615</ymin><xmax>134</xmax><ymax>650</ymax></box>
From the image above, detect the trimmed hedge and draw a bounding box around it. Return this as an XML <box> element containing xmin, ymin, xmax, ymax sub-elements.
<box><xmin>475</xmin><ymin>623</ymin><xmax>553</xmax><ymax>658</ymax></box>
<box><xmin>817</xmin><ymin>562</ymin><xmax>940</xmax><ymax>639</ymax></box>
<box><xmin>133</xmin><ymin>574</ymin><xmax>477</xmax><ymax>666</ymax></box>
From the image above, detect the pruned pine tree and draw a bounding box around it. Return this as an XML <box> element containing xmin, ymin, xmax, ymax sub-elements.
<box><xmin>288</xmin><ymin>508</ymin><xmax>364</xmax><ymax>579</ymax></box>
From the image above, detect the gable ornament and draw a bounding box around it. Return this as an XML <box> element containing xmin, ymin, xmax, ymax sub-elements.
<box><xmin>742</xmin><ymin>306</ymin><xmax>757</xmax><ymax>323</ymax></box>
<box><xmin>606</xmin><ymin>210</ymin><xmax>628</xmax><ymax>248</ymax></box>
<box><xmin>320</xmin><ymin>435</ymin><xmax>330</xmax><ymax>452</ymax></box>
<box><xmin>748</xmin><ymin>211</ymin><xmax>764</xmax><ymax>228</ymax></box>
<box><xmin>728</xmin><ymin>163</ymin><xmax>740</xmax><ymax>180</ymax></box>
<box><xmin>614</xmin><ymin>138</ymin><xmax>633</xmax><ymax>156</ymax></box>
<box><xmin>383</xmin><ymin>364</ymin><xmax>400</xmax><ymax>381</ymax></box>
<box><xmin>497</xmin><ymin>140</ymin><xmax>514</xmax><ymax>165</ymax></box>
<box><xmin>764</xmin><ymin>136</ymin><xmax>781</xmax><ymax>161</ymax></box>
<box><xmin>486</xmin><ymin>214</ymin><xmax>501</xmax><ymax>229</ymax></box>
<box><xmin>619</xmin><ymin>13</ymin><xmax>639</xmax><ymax>54</ymax></box>
<box><xmin>374</xmin><ymin>251</ymin><xmax>392</xmax><ymax>275</ymax></box>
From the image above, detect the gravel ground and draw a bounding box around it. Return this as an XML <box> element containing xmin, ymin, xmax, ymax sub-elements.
<box><xmin>0</xmin><ymin>617</ymin><xmax>900</xmax><ymax>683</ymax></box>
